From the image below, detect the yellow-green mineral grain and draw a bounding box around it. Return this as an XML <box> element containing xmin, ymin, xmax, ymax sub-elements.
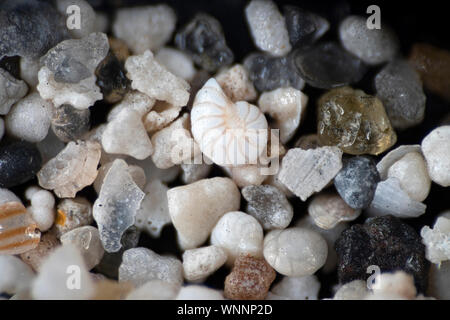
<box><xmin>317</xmin><ymin>86</ymin><xmax>396</xmax><ymax>155</ymax></box>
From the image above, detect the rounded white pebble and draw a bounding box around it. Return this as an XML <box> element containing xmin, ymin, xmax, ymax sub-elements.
<box><xmin>387</xmin><ymin>152</ymin><xmax>431</xmax><ymax>202</ymax></box>
<box><xmin>0</xmin><ymin>255</ymin><xmax>34</xmax><ymax>295</ymax></box>
<box><xmin>155</xmin><ymin>47</ymin><xmax>196</xmax><ymax>81</ymax></box>
<box><xmin>113</xmin><ymin>5</ymin><xmax>176</xmax><ymax>54</ymax></box>
<box><xmin>245</xmin><ymin>0</ymin><xmax>291</xmax><ymax>57</ymax></box>
<box><xmin>333</xmin><ymin>280</ymin><xmax>368</xmax><ymax>300</ymax></box>
<box><xmin>210</xmin><ymin>211</ymin><xmax>264</xmax><ymax>265</ymax></box>
<box><xmin>31</xmin><ymin>244</ymin><xmax>95</xmax><ymax>300</ymax></box>
<box><xmin>31</xmin><ymin>189</ymin><xmax>55</xmax><ymax>209</ymax></box>
<box><xmin>421</xmin><ymin>126</ymin><xmax>450</xmax><ymax>187</ymax></box>
<box><xmin>126</xmin><ymin>280</ymin><xmax>180</xmax><ymax>300</ymax></box>
<box><xmin>24</xmin><ymin>186</ymin><xmax>42</xmax><ymax>201</ymax></box>
<box><xmin>5</xmin><ymin>92</ymin><xmax>52</xmax><ymax>143</ymax></box>
<box><xmin>263</xmin><ymin>227</ymin><xmax>328</xmax><ymax>276</ymax></box>
<box><xmin>270</xmin><ymin>275</ymin><xmax>321</xmax><ymax>300</ymax></box>
<box><xmin>176</xmin><ymin>285</ymin><xmax>224</xmax><ymax>300</ymax></box>
<box><xmin>29</xmin><ymin>206</ymin><xmax>55</xmax><ymax>232</ymax></box>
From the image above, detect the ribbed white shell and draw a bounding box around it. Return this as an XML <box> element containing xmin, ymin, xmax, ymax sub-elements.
<box><xmin>191</xmin><ymin>78</ymin><xmax>268</xmax><ymax>166</ymax></box>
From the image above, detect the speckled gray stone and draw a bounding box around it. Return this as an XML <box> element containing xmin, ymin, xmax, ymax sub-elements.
<box><xmin>242</xmin><ymin>185</ymin><xmax>293</xmax><ymax>230</ymax></box>
<box><xmin>244</xmin><ymin>52</ymin><xmax>305</xmax><ymax>92</ymax></box>
<box><xmin>375</xmin><ymin>59</ymin><xmax>426</xmax><ymax>129</ymax></box>
<box><xmin>339</xmin><ymin>15</ymin><xmax>399</xmax><ymax>65</ymax></box>
<box><xmin>334</xmin><ymin>156</ymin><xmax>380</xmax><ymax>209</ymax></box>
<box><xmin>0</xmin><ymin>0</ymin><xmax>69</xmax><ymax>60</ymax></box>
<box><xmin>293</xmin><ymin>42</ymin><xmax>367</xmax><ymax>89</ymax></box>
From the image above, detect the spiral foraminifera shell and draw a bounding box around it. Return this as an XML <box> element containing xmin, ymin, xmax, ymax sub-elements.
<box><xmin>191</xmin><ymin>78</ymin><xmax>268</xmax><ymax>166</ymax></box>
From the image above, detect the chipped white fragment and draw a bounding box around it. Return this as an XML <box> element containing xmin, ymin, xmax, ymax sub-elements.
<box><xmin>278</xmin><ymin>147</ymin><xmax>343</xmax><ymax>201</ymax></box>
<box><xmin>102</xmin><ymin>109</ymin><xmax>153</xmax><ymax>160</ymax></box>
<box><xmin>37</xmin><ymin>66</ymin><xmax>102</xmax><ymax>110</ymax></box>
<box><xmin>125</xmin><ymin>50</ymin><xmax>190</xmax><ymax>107</ymax></box>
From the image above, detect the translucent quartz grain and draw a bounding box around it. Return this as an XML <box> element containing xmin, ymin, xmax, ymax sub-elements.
<box><xmin>134</xmin><ymin>180</ymin><xmax>171</xmax><ymax>238</ymax></box>
<box><xmin>245</xmin><ymin>0</ymin><xmax>291</xmax><ymax>57</ymax></box>
<box><xmin>40</xmin><ymin>32</ymin><xmax>109</xmax><ymax>84</ymax></box>
<box><xmin>60</xmin><ymin>226</ymin><xmax>105</xmax><ymax>270</ymax></box>
<box><xmin>263</xmin><ymin>227</ymin><xmax>328</xmax><ymax>277</ymax></box>
<box><xmin>317</xmin><ymin>86</ymin><xmax>397</xmax><ymax>155</ymax></box>
<box><xmin>37</xmin><ymin>66</ymin><xmax>103</xmax><ymax>110</ymax></box>
<box><xmin>224</xmin><ymin>254</ymin><xmax>276</xmax><ymax>300</ymax></box>
<box><xmin>37</xmin><ymin>140</ymin><xmax>101</xmax><ymax>198</ymax></box>
<box><xmin>119</xmin><ymin>247</ymin><xmax>183</xmax><ymax>287</ymax></box>
<box><xmin>175</xmin><ymin>13</ymin><xmax>234</xmax><ymax>72</ymax></box>
<box><xmin>409</xmin><ymin>43</ymin><xmax>450</xmax><ymax>101</ymax></box>
<box><xmin>0</xmin><ymin>201</ymin><xmax>40</xmax><ymax>255</ymax></box>
<box><xmin>93</xmin><ymin>159</ymin><xmax>145</xmax><ymax>253</ymax></box>
<box><xmin>367</xmin><ymin>177</ymin><xmax>426</xmax><ymax>218</ymax></box>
